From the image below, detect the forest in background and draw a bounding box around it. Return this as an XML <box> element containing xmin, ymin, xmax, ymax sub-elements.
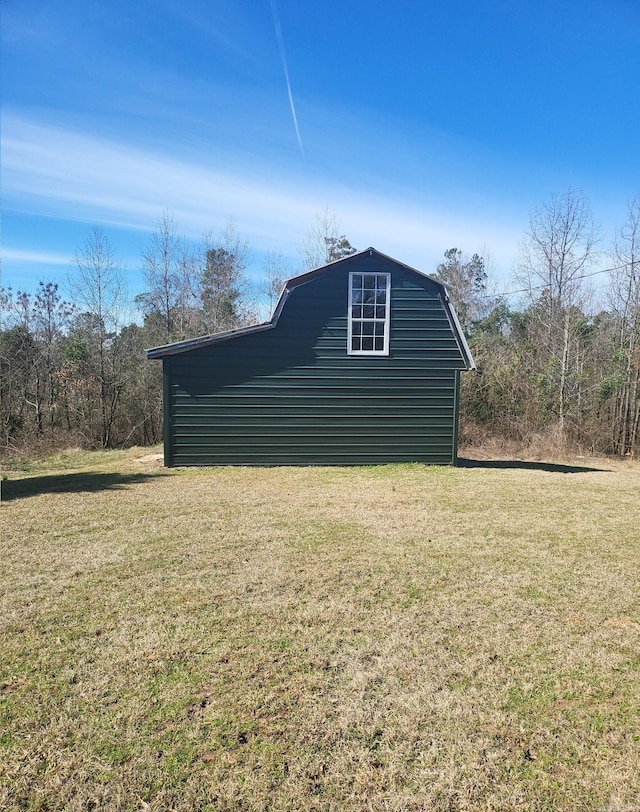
<box><xmin>1</xmin><ymin>190</ymin><xmax>639</xmax><ymax>460</ymax></box>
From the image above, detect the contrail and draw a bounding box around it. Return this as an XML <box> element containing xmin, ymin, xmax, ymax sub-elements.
<box><xmin>269</xmin><ymin>0</ymin><xmax>305</xmax><ymax>159</ymax></box>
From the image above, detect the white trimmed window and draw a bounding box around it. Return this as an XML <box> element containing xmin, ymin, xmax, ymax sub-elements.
<box><xmin>348</xmin><ymin>272</ymin><xmax>391</xmax><ymax>355</ymax></box>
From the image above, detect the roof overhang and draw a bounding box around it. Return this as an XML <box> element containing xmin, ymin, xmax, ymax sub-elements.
<box><xmin>146</xmin><ymin>321</ymin><xmax>275</xmax><ymax>359</ymax></box>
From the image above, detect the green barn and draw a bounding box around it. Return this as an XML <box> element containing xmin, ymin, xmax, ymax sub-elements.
<box><xmin>147</xmin><ymin>248</ymin><xmax>475</xmax><ymax>466</ymax></box>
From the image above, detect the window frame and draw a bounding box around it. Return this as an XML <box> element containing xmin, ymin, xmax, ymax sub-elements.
<box><xmin>347</xmin><ymin>271</ymin><xmax>391</xmax><ymax>356</ymax></box>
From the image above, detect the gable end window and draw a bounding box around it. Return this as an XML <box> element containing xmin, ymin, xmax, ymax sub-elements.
<box><xmin>348</xmin><ymin>272</ymin><xmax>390</xmax><ymax>355</ymax></box>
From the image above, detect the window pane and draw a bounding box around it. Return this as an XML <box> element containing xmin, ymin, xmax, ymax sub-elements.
<box><xmin>348</xmin><ymin>272</ymin><xmax>389</xmax><ymax>354</ymax></box>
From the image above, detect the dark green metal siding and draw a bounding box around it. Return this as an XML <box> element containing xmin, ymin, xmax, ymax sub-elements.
<box><xmin>164</xmin><ymin>254</ymin><xmax>467</xmax><ymax>465</ymax></box>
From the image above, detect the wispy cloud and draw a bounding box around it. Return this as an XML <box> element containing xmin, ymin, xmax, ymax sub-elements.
<box><xmin>2</xmin><ymin>113</ymin><xmax>522</xmax><ymax>278</ymax></box>
<box><xmin>3</xmin><ymin>115</ymin><xmax>314</xmax><ymax>240</ymax></box>
<box><xmin>1</xmin><ymin>248</ymin><xmax>72</xmax><ymax>266</ymax></box>
<box><xmin>269</xmin><ymin>0</ymin><xmax>305</xmax><ymax>160</ymax></box>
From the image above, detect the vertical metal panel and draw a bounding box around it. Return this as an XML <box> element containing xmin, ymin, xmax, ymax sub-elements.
<box><xmin>164</xmin><ymin>254</ymin><xmax>467</xmax><ymax>466</ymax></box>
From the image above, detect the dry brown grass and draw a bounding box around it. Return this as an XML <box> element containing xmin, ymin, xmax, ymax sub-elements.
<box><xmin>1</xmin><ymin>448</ymin><xmax>639</xmax><ymax>811</ymax></box>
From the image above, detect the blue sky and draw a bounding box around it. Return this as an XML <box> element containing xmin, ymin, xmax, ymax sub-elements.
<box><xmin>2</xmin><ymin>0</ymin><xmax>639</xmax><ymax>306</ymax></box>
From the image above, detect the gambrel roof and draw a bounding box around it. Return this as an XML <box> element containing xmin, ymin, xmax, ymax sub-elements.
<box><xmin>147</xmin><ymin>247</ymin><xmax>475</xmax><ymax>369</ymax></box>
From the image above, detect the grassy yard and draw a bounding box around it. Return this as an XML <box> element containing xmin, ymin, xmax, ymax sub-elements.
<box><xmin>1</xmin><ymin>448</ymin><xmax>639</xmax><ymax>811</ymax></box>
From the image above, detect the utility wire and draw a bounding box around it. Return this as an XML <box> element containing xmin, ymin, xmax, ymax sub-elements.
<box><xmin>480</xmin><ymin>261</ymin><xmax>636</xmax><ymax>300</ymax></box>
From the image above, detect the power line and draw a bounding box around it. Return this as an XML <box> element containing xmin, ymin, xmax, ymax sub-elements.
<box><xmin>482</xmin><ymin>261</ymin><xmax>635</xmax><ymax>300</ymax></box>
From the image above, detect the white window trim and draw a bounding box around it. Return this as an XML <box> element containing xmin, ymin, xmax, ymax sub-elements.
<box><xmin>347</xmin><ymin>272</ymin><xmax>391</xmax><ymax>356</ymax></box>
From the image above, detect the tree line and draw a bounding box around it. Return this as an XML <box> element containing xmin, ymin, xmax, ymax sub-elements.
<box><xmin>1</xmin><ymin>191</ymin><xmax>639</xmax><ymax>459</ymax></box>
<box><xmin>440</xmin><ymin>190</ymin><xmax>640</xmax><ymax>457</ymax></box>
<box><xmin>0</xmin><ymin>211</ymin><xmax>356</xmax><ymax>455</ymax></box>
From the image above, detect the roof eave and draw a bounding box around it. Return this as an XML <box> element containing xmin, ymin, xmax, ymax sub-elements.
<box><xmin>146</xmin><ymin>321</ymin><xmax>275</xmax><ymax>359</ymax></box>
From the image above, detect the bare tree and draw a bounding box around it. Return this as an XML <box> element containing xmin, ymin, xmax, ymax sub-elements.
<box><xmin>69</xmin><ymin>225</ymin><xmax>126</xmax><ymax>448</ymax></box>
<box><xmin>299</xmin><ymin>207</ymin><xmax>356</xmax><ymax>270</ymax></box>
<box><xmin>516</xmin><ymin>189</ymin><xmax>601</xmax><ymax>443</ymax></box>
<box><xmin>607</xmin><ymin>196</ymin><xmax>640</xmax><ymax>454</ymax></box>
<box><xmin>31</xmin><ymin>283</ymin><xmax>75</xmax><ymax>434</ymax></box>
<box><xmin>139</xmin><ymin>212</ymin><xmax>198</xmax><ymax>341</ymax></box>
<box><xmin>258</xmin><ymin>249</ymin><xmax>291</xmax><ymax>318</ymax></box>
<box><xmin>199</xmin><ymin>220</ymin><xmax>252</xmax><ymax>333</ymax></box>
<box><xmin>518</xmin><ymin>189</ymin><xmax>600</xmax><ymax>325</ymax></box>
<box><xmin>0</xmin><ymin>289</ymin><xmax>38</xmax><ymax>448</ymax></box>
<box><xmin>435</xmin><ymin>248</ymin><xmax>488</xmax><ymax>334</ymax></box>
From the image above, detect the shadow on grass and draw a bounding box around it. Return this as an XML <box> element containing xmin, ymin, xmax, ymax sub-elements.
<box><xmin>1</xmin><ymin>472</ymin><xmax>160</xmax><ymax>502</ymax></box>
<box><xmin>457</xmin><ymin>458</ymin><xmax>610</xmax><ymax>474</ymax></box>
